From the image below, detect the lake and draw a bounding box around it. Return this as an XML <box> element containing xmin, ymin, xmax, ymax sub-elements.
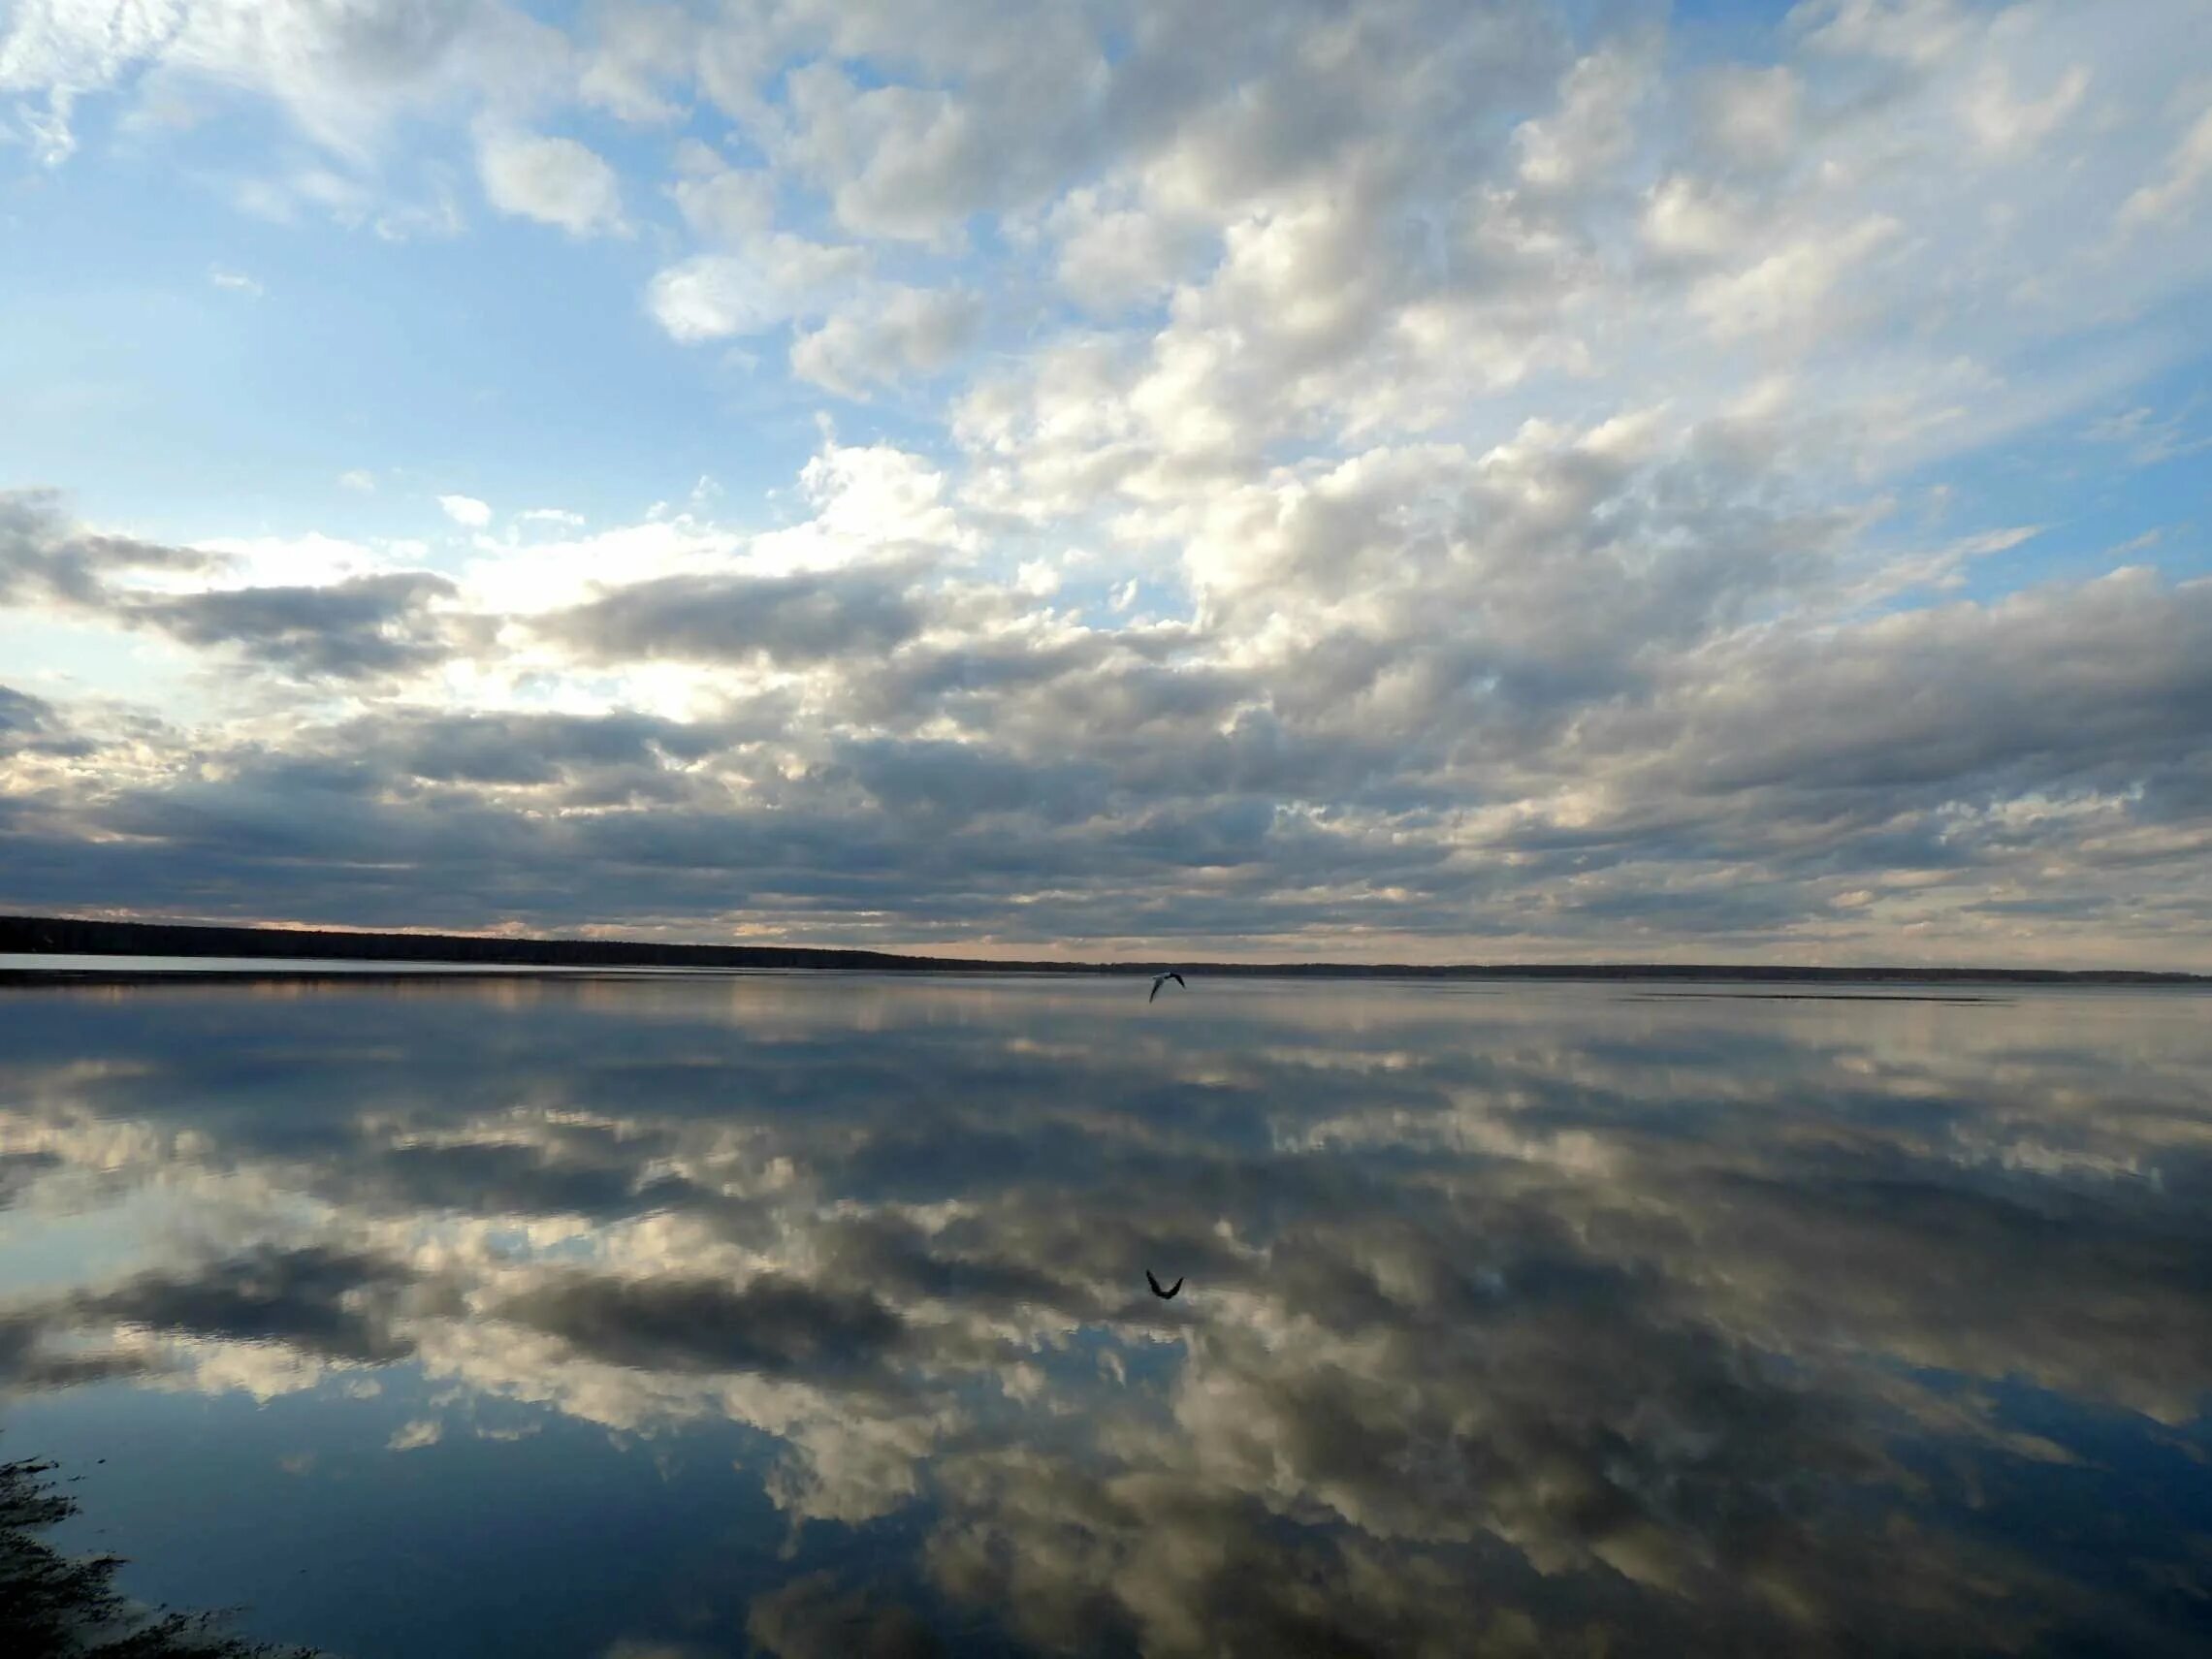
<box><xmin>3</xmin><ymin>973</ymin><xmax>2209</xmax><ymax>1657</ymax></box>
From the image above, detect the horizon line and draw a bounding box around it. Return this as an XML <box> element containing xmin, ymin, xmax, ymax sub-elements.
<box><xmin>3</xmin><ymin>912</ymin><xmax>2205</xmax><ymax>985</ymax></box>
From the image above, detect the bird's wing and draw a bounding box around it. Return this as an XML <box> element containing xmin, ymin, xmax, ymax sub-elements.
<box><xmin>1165</xmin><ymin>1278</ymin><xmax>1183</xmax><ymax>1297</ymax></box>
<box><xmin>1170</xmin><ymin>973</ymin><xmax>1185</xmax><ymax>986</ymax></box>
<box><xmin>1148</xmin><ymin>979</ymin><xmax>1161</xmax><ymax>1002</ymax></box>
<box><xmin>1145</xmin><ymin>1269</ymin><xmax>1164</xmax><ymax>1293</ymax></box>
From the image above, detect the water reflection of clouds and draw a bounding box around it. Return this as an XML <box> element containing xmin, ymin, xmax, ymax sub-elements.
<box><xmin>2</xmin><ymin>978</ymin><xmax>2209</xmax><ymax>1655</ymax></box>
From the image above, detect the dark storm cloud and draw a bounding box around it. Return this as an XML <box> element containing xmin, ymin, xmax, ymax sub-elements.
<box><xmin>498</xmin><ymin>1271</ymin><xmax>907</xmax><ymax>1380</ymax></box>
<box><xmin>544</xmin><ymin>565</ymin><xmax>928</xmax><ymax>664</ymax></box>
<box><xmin>77</xmin><ymin>1244</ymin><xmax>429</xmax><ymax>1363</ymax></box>
<box><xmin>125</xmin><ymin>571</ymin><xmax>468</xmax><ymax>680</ymax></box>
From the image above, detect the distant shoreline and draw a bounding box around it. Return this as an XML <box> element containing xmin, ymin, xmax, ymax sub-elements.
<box><xmin>3</xmin><ymin>913</ymin><xmax>2205</xmax><ymax>986</ymax></box>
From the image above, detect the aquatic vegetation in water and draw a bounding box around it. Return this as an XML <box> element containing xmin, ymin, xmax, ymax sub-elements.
<box><xmin>0</xmin><ymin>1452</ymin><xmax>316</xmax><ymax>1659</ymax></box>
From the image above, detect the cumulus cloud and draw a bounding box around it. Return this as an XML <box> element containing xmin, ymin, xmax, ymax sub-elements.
<box><xmin>789</xmin><ymin>287</ymin><xmax>981</xmax><ymax>397</ymax></box>
<box><xmin>665</xmin><ymin>137</ymin><xmax>774</xmax><ymax>243</ymax></box>
<box><xmin>577</xmin><ymin>0</ymin><xmax>694</xmax><ymax>125</ymax></box>
<box><xmin>439</xmin><ymin>493</ymin><xmax>494</xmax><ymax>527</ymax></box>
<box><xmin>2</xmin><ymin>0</ymin><xmax>569</xmax><ymax>167</ymax></box>
<box><xmin>476</xmin><ymin>126</ymin><xmax>627</xmax><ymax>238</ymax></box>
<box><xmin>646</xmin><ymin>238</ymin><xmax>869</xmax><ymax>342</ymax></box>
<box><xmin>1048</xmin><ymin>184</ymin><xmax>1210</xmax><ymax>311</ymax></box>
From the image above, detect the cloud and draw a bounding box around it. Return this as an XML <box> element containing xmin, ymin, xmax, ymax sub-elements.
<box><xmin>1514</xmin><ymin>40</ymin><xmax>1651</xmax><ymax>193</ymax></box>
<box><xmin>2118</xmin><ymin>107</ymin><xmax>2212</xmax><ymax>231</ymax></box>
<box><xmin>438</xmin><ymin>493</ymin><xmax>493</xmax><ymax>527</ymax></box>
<box><xmin>0</xmin><ymin>488</ymin><xmax>222</xmax><ymax>608</ymax></box>
<box><xmin>646</xmin><ymin>239</ymin><xmax>869</xmax><ymax>342</ymax></box>
<box><xmin>3</xmin><ymin>0</ymin><xmax>570</xmax><ymax>169</ymax></box>
<box><xmin>666</xmin><ymin>138</ymin><xmax>775</xmax><ymax>243</ymax></box>
<box><xmin>1691</xmin><ymin>63</ymin><xmax>1801</xmax><ymax>169</ymax></box>
<box><xmin>2082</xmin><ymin>402</ymin><xmax>2211</xmax><ymax>468</ymax></box>
<box><xmin>208</xmin><ymin>265</ymin><xmax>263</xmax><ymax>297</ymax></box>
<box><xmin>1689</xmin><ymin>214</ymin><xmax>1903</xmax><ymax>342</ymax></box>
<box><xmin>1048</xmin><ymin>184</ymin><xmax>1210</xmax><ymax>311</ymax></box>
<box><xmin>577</xmin><ymin>1</ymin><xmax>695</xmax><ymax>125</ymax></box>
<box><xmin>77</xmin><ymin>1244</ymin><xmax>427</xmax><ymax>1364</ymax></box>
<box><xmin>0</xmin><ymin>1148</ymin><xmax>60</xmax><ymax>1208</ymax></box>
<box><xmin>476</xmin><ymin>126</ymin><xmax>627</xmax><ymax>238</ymax></box>
<box><xmin>3</xmin><ymin>495</ymin><xmax>462</xmax><ymax>686</ymax></box>
<box><xmin>1636</xmin><ymin>570</ymin><xmax>2212</xmax><ymax>804</ymax></box>
<box><xmin>360</xmin><ymin>1133</ymin><xmax>703</xmax><ymax>1217</ymax></box>
<box><xmin>789</xmin><ymin>287</ymin><xmax>982</xmax><ymax>397</ymax></box>
<box><xmin>0</xmin><ymin>684</ymin><xmax>90</xmax><ymax>761</ymax></box>
<box><xmin>748</xmin><ymin>1572</ymin><xmax>942</xmax><ymax>1659</ymax></box>
<box><xmin>0</xmin><ymin>1310</ymin><xmax>164</xmax><ymax>1391</ymax></box>
<box><xmin>329</xmin><ymin>707</ymin><xmax>727</xmax><ymax>788</ymax></box>
<box><xmin>338</xmin><ymin>468</ymin><xmax>378</xmax><ymax>494</ymax></box>
<box><xmin>0</xmin><ymin>0</ymin><xmax>184</xmax><ymax>164</ymax></box>
<box><xmin>130</xmin><ymin>570</ymin><xmax>469</xmax><ymax>680</ymax></box>
<box><xmin>497</xmin><ymin>1271</ymin><xmax>907</xmax><ymax>1382</ymax></box>
<box><xmin>542</xmin><ymin>564</ymin><xmax>930</xmax><ymax>667</ymax></box>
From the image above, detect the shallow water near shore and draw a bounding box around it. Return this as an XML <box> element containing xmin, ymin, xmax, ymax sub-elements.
<box><xmin>3</xmin><ymin>973</ymin><xmax>2210</xmax><ymax>1657</ymax></box>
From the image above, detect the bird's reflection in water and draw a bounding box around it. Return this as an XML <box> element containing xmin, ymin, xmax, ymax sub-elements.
<box><xmin>1</xmin><ymin>975</ymin><xmax>2209</xmax><ymax>1657</ymax></box>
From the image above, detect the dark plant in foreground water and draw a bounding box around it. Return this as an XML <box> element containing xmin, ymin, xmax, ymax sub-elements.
<box><xmin>1</xmin><ymin>1452</ymin><xmax>317</xmax><ymax>1658</ymax></box>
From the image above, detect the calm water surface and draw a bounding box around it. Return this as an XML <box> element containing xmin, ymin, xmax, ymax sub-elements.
<box><xmin>2</xmin><ymin>974</ymin><xmax>2209</xmax><ymax>1657</ymax></box>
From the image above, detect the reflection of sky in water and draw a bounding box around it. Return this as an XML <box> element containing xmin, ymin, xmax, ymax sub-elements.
<box><xmin>3</xmin><ymin>974</ymin><xmax>2210</xmax><ymax>1657</ymax></box>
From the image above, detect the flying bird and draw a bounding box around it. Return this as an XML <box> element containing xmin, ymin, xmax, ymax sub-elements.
<box><xmin>1146</xmin><ymin>1269</ymin><xmax>1183</xmax><ymax>1299</ymax></box>
<box><xmin>1148</xmin><ymin>971</ymin><xmax>1186</xmax><ymax>1004</ymax></box>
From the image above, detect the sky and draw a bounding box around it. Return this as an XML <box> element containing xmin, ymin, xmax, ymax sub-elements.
<box><xmin>1</xmin><ymin>0</ymin><xmax>2209</xmax><ymax>967</ymax></box>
